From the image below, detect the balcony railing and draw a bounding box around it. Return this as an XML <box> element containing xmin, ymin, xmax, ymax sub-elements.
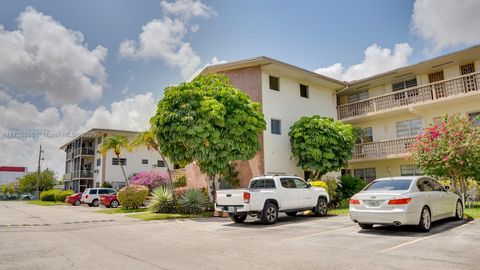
<box><xmin>73</xmin><ymin>147</ymin><xmax>95</xmax><ymax>157</ymax></box>
<box><xmin>338</xmin><ymin>72</ymin><xmax>480</xmax><ymax>120</ymax></box>
<box><xmin>66</xmin><ymin>151</ymin><xmax>73</xmax><ymax>160</ymax></box>
<box><xmin>64</xmin><ymin>173</ymin><xmax>71</xmax><ymax>181</ymax></box>
<box><xmin>351</xmin><ymin>137</ymin><xmax>416</xmax><ymax>161</ymax></box>
<box><xmin>73</xmin><ymin>170</ymin><xmax>94</xmax><ymax>179</ymax></box>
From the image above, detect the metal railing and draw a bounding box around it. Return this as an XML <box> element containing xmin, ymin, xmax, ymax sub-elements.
<box><xmin>73</xmin><ymin>170</ymin><xmax>94</xmax><ymax>179</ymax></box>
<box><xmin>351</xmin><ymin>137</ymin><xmax>416</xmax><ymax>161</ymax></box>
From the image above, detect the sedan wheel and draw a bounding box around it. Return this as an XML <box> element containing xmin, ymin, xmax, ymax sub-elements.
<box><xmin>92</xmin><ymin>199</ymin><xmax>100</xmax><ymax>207</ymax></box>
<box><xmin>455</xmin><ymin>200</ymin><xmax>463</xmax><ymax>220</ymax></box>
<box><xmin>418</xmin><ymin>206</ymin><xmax>431</xmax><ymax>232</ymax></box>
<box><xmin>110</xmin><ymin>200</ymin><xmax>119</xmax><ymax>208</ymax></box>
<box><xmin>74</xmin><ymin>200</ymin><xmax>81</xmax><ymax>206</ymax></box>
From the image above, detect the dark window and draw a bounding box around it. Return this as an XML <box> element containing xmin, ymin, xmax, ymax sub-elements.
<box><xmin>300</xmin><ymin>84</ymin><xmax>309</xmax><ymax>98</ymax></box>
<box><xmin>112</xmin><ymin>158</ymin><xmax>127</xmax><ymax>166</ymax></box>
<box><xmin>269</xmin><ymin>76</ymin><xmax>279</xmax><ymax>91</ymax></box>
<box><xmin>356</xmin><ymin>127</ymin><xmax>373</xmax><ymax>144</ymax></box>
<box><xmin>429</xmin><ymin>179</ymin><xmax>445</xmax><ymax>192</ymax></box>
<box><xmin>348</xmin><ymin>91</ymin><xmax>369</xmax><ymax>103</ymax></box>
<box><xmin>364</xmin><ymin>180</ymin><xmax>412</xmax><ymax>191</ymax></box>
<box><xmin>157</xmin><ymin>160</ymin><xmax>166</xmax><ymax>167</ymax></box>
<box><xmin>142</xmin><ymin>159</ymin><xmax>149</xmax><ymax>165</ymax></box>
<box><xmin>400</xmin><ymin>164</ymin><xmax>423</xmax><ymax>176</ymax></box>
<box><xmin>280</xmin><ymin>178</ymin><xmax>296</xmax><ymax>189</ymax></box>
<box><xmin>293</xmin><ymin>178</ymin><xmax>308</xmax><ymax>188</ymax></box>
<box><xmin>96</xmin><ymin>158</ymin><xmax>101</xmax><ymax>167</ymax></box>
<box><xmin>392</xmin><ymin>78</ymin><xmax>417</xmax><ymax>91</ymax></box>
<box><xmin>249</xmin><ymin>179</ymin><xmax>276</xmax><ymax>189</ymax></box>
<box><xmin>98</xmin><ymin>189</ymin><xmax>109</xmax><ymax>194</ymax></box>
<box><xmin>271</xmin><ymin>119</ymin><xmax>281</xmax><ymax>135</ymax></box>
<box><xmin>97</xmin><ymin>137</ymin><xmax>102</xmax><ymax>144</ymax></box>
<box><xmin>416</xmin><ymin>178</ymin><xmax>434</xmax><ymax>192</ymax></box>
<box><xmin>88</xmin><ymin>189</ymin><xmax>97</xmax><ymax>195</ymax></box>
<box><xmin>354</xmin><ymin>168</ymin><xmax>376</xmax><ymax>182</ymax></box>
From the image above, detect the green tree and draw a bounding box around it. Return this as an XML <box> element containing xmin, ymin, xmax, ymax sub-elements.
<box><xmin>100</xmin><ymin>135</ymin><xmax>131</xmax><ymax>187</ymax></box>
<box><xmin>289</xmin><ymin>115</ymin><xmax>355</xmax><ymax>179</ymax></box>
<box><xmin>19</xmin><ymin>169</ymin><xmax>57</xmax><ymax>193</ymax></box>
<box><xmin>408</xmin><ymin>114</ymin><xmax>480</xmax><ymax>201</ymax></box>
<box><xmin>151</xmin><ymin>74</ymin><xmax>266</xmax><ymax>201</ymax></box>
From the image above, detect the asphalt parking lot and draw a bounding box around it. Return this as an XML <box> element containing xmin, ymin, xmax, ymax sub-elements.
<box><xmin>0</xmin><ymin>201</ymin><xmax>479</xmax><ymax>270</ymax></box>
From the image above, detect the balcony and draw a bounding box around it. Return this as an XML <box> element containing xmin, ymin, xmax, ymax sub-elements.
<box><xmin>64</xmin><ymin>173</ymin><xmax>71</xmax><ymax>181</ymax></box>
<box><xmin>73</xmin><ymin>147</ymin><xmax>95</xmax><ymax>157</ymax></box>
<box><xmin>350</xmin><ymin>137</ymin><xmax>416</xmax><ymax>162</ymax></box>
<box><xmin>337</xmin><ymin>72</ymin><xmax>480</xmax><ymax>120</ymax></box>
<box><xmin>73</xmin><ymin>170</ymin><xmax>94</xmax><ymax>179</ymax></box>
<box><xmin>66</xmin><ymin>151</ymin><xmax>73</xmax><ymax>160</ymax></box>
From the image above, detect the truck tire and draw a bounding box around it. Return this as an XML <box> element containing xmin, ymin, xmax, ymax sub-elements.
<box><xmin>260</xmin><ymin>203</ymin><xmax>278</xmax><ymax>225</ymax></box>
<box><xmin>313</xmin><ymin>197</ymin><xmax>328</xmax><ymax>217</ymax></box>
<box><xmin>285</xmin><ymin>211</ymin><xmax>297</xmax><ymax>217</ymax></box>
<box><xmin>230</xmin><ymin>214</ymin><xmax>247</xmax><ymax>223</ymax></box>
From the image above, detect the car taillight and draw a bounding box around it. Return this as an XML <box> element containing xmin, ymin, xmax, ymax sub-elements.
<box><xmin>349</xmin><ymin>198</ymin><xmax>360</xmax><ymax>205</ymax></box>
<box><xmin>243</xmin><ymin>192</ymin><xmax>250</xmax><ymax>203</ymax></box>
<box><xmin>388</xmin><ymin>198</ymin><xmax>412</xmax><ymax>205</ymax></box>
<box><xmin>85</xmin><ymin>195</ymin><xmax>88</xmax><ymax>199</ymax></box>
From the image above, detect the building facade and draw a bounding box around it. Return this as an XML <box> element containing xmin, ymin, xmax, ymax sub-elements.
<box><xmin>190</xmin><ymin>45</ymin><xmax>480</xmax><ymax>186</ymax></box>
<box><xmin>0</xmin><ymin>166</ymin><xmax>28</xmax><ymax>185</ymax></box>
<box><xmin>60</xmin><ymin>129</ymin><xmax>171</xmax><ymax>192</ymax></box>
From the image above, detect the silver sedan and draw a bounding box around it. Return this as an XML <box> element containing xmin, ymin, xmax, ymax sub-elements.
<box><xmin>349</xmin><ymin>176</ymin><xmax>463</xmax><ymax>232</ymax></box>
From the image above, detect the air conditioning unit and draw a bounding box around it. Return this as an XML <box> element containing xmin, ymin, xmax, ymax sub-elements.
<box><xmin>152</xmin><ymin>164</ymin><xmax>158</xmax><ymax>168</ymax></box>
<box><xmin>94</xmin><ymin>169</ymin><xmax>99</xmax><ymax>173</ymax></box>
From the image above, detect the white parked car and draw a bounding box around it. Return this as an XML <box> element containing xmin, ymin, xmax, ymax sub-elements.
<box><xmin>81</xmin><ymin>188</ymin><xmax>117</xmax><ymax>207</ymax></box>
<box><xmin>215</xmin><ymin>175</ymin><xmax>329</xmax><ymax>224</ymax></box>
<box><xmin>349</xmin><ymin>176</ymin><xmax>463</xmax><ymax>232</ymax></box>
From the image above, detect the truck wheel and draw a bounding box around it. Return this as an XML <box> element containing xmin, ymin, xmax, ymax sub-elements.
<box><xmin>260</xmin><ymin>203</ymin><xmax>278</xmax><ymax>225</ymax></box>
<box><xmin>230</xmin><ymin>214</ymin><xmax>247</xmax><ymax>223</ymax></box>
<box><xmin>313</xmin><ymin>197</ymin><xmax>328</xmax><ymax>217</ymax></box>
<box><xmin>285</xmin><ymin>211</ymin><xmax>297</xmax><ymax>217</ymax></box>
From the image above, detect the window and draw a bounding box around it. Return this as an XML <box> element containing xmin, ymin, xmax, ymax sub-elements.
<box><xmin>280</xmin><ymin>178</ymin><xmax>296</xmax><ymax>188</ymax></box>
<box><xmin>271</xmin><ymin>119</ymin><xmax>281</xmax><ymax>135</ymax></box>
<box><xmin>96</xmin><ymin>158</ymin><xmax>101</xmax><ymax>167</ymax></box>
<box><xmin>98</xmin><ymin>189</ymin><xmax>110</xmax><ymax>195</ymax></box>
<box><xmin>112</xmin><ymin>158</ymin><xmax>127</xmax><ymax>166</ymax></box>
<box><xmin>365</xmin><ymin>179</ymin><xmax>412</xmax><ymax>191</ymax></box>
<box><xmin>461</xmin><ymin>63</ymin><xmax>475</xmax><ymax>75</ymax></box>
<box><xmin>142</xmin><ymin>159</ymin><xmax>149</xmax><ymax>165</ymax></box>
<box><xmin>293</xmin><ymin>178</ymin><xmax>308</xmax><ymax>188</ymax></box>
<box><xmin>300</xmin><ymin>84</ymin><xmax>309</xmax><ymax>98</ymax></box>
<box><xmin>269</xmin><ymin>76</ymin><xmax>279</xmax><ymax>91</ymax></box>
<box><xmin>429</xmin><ymin>179</ymin><xmax>445</xmax><ymax>192</ymax></box>
<box><xmin>356</xmin><ymin>127</ymin><xmax>373</xmax><ymax>144</ymax></box>
<box><xmin>468</xmin><ymin>111</ymin><xmax>480</xmax><ymax>126</ymax></box>
<box><xmin>429</xmin><ymin>71</ymin><xmax>444</xmax><ymax>83</ymax></box>
<box><xmin>89</xmin><ymin>189</ymin><xmax>97</xmax><ymax>194</ymax></box>
<box><xmin>348</xmin><ymin>91</ymin><xmax>369</xmax><ymax>103</ymax></box>
<box><xmin>392</xmin><ymin>78</ymin><xmax>417</xmax><ymax>91</ymax></box>
<box><xmin>396</xmin><ymin>118</ymin><xmax>422</xmax><ymax>138</ymax></box>
<box><xmin>354</xmin><ymin>168</ymin><xmax>376</xmax><ymax>182</ymax></box>
<box><xmin>416</xmin><ymin>178</ymin><xmax>434</xmax><ymax>192</ymax></box>
<box><xmin>249</xmin><ymin>179</ymin><xmax>276</xmax><ymax>189</ymax></box>
<box><xmin>157</xmin><ymin>160</ymin><xmax>166</xmax><ymax>167</ymax></box>
<box><xmin>400</xmin><ymin>164</ymin><xmax>423</xmax><ymax>176</ymax></box>
<box><xmin>97</xmin><ymin>137</ymin><xmax>102</xmax><ymax>144</ymax></box>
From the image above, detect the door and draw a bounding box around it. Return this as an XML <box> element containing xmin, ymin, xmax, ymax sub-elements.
<box><xmin>293</xmin><ymin>178</ymin><xmax>314</xmax><ymax>208</ymax></box>
<box><xmin>429</xmin><ymin>71</ymin><xmax>446</xmax><ymax>97</ymax></box>
<box><xmin>417</xmin><ymin>178</ymin><xmax>442</xmax><ymax>218</ymax></box>
<box><xmin>429</xmin><ymin>179</ymin><xmax>455</xmax><ymax>216</ymax></box>
<box><xmin>461</xmin><ymin>63</ymin><xmax>476</xmax><ymax>92</ymax></box>
<box><xmin>279</xmin><ymin>178</ymin><xmax>297</xmax><ymax>210</ymax></box>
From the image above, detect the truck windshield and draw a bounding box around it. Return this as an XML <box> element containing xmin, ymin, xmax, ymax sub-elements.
<box><xmin>249</xmin><ymin>179</ymin><xmax>276</xmax><ymax>189</ymax></box>
<box><xmin>363</xmin><ymin>180</ymin><xmax>412</xmax><ymax>191</ymax></box>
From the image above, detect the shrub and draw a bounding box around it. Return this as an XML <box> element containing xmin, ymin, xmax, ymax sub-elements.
<box><xmin>55</xmin><ymin>190</ymin><xmax>74</xmax><ymax>202</ymax></box>
<box><xmin>178</xmin><ymin>188</ymin><xmax>208</xmax><ymax>214</ymax></box>
<box><xmin>338</xmin><ymin>198</ymin><xmax>350</xmax><ymax>209</ymax></box>
<box><xmin>101</xmin><ymin>181</ymin><xmax>113</xmax><ymax>188</ymax></box>
<box><xmin>117</xmin><ymin>185</ymin><xmax>149</xmax><ymax>209</ymax></box>
<box><xmin>149</xmin><ymin>186</ymin><xmax>174</xmax><ymax>213</ymax></box>
<box><xmin>40</xmin><ymin>190</ymin><xmax>61</xmax><ymax>201</ymax></box>
<box><xmin>338</xmin><ymin>175</ymin><xmax>367</xmax><ymax>200</ymax></box>
<box><xmin>310</xmin><ymin>180</ymin><xmax>328</xmax><ymax>190</ymax></box>
<box><xmin>130</xmin><ymin>171</ymin><xmax>169</xmax><ymax>192</ymax></box>
<box><xmin>174</xmin><ymin>187</ymin><xmax>188</xmax><ymax>198</ymax></box>
<box><xmin>173</xmin><ymin>173</ymin><xmax>187</xmax><ymax>188</ymax></box>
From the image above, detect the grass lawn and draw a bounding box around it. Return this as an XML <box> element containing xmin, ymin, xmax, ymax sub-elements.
<box><xmin>464</xmin><ymin>202</ymin><xmax>480</xmax><ymax>220</ymax></box>
<box><xmin>329</xmin><ymin>207</ymin><xmax>349</xmax><ymax>216</ymax></box>
<box><xmin>127</xmin><ymin>211</ymin><xmax>212</xmax><ymax>221</ymax></box>
<box><xmin>27</xmin><ymin>200</ymin><xmax>66</xmax><ymax>206</ymax></box>
<box><xmin>96</xmin><ymin>208</ymin><xmax>148</xmax><ymax>214</ymax></box>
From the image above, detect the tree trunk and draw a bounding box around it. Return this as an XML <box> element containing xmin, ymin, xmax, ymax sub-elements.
<box><xmin>208</xmin><ymin>174</ymin><xmax>218</xmax><ymax>204</ymax></box>
<box><xmin>117</xmin><ymin>154</ymin><xmax>129</xmax><ymax>187</ymax></box>
<box><xmin>159</xmin><ymin>152</ymin><xmax>176</xmax><ymax>209</ymax></box>
<box><xmin>459</xmin><ymin>176</ymin><xmax>466</xmax><ymax>204</ymax></box>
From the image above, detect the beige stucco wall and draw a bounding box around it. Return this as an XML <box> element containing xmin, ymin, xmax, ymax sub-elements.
<box><xmin>348</xmin><ymin>158</ymin><xmax>419</xmax><ymax>179</ymax></box>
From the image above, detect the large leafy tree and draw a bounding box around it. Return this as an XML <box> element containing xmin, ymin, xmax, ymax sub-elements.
<box><xmin>289</xmin><ymin>115</ymin><xmax>355</xmax><ymax>179</ymax></box>
<box><xmin>100</xmin><ymin>135</ymin><xmax>131</xmax><ymax>187</ymax></box>
<box><xmin>408</xmin><ymin>114</ymin><xmax>480</xmax><ymax>201</ymax></box>
<box><xmin>19</xmin><ymin>169</ymin><xmax>57</xmax><ymax>193</ymax></box>
<box><xmin>151</xmin><ymin>74</ymin><xmax>266</xmax><ymax>201</ymax></box>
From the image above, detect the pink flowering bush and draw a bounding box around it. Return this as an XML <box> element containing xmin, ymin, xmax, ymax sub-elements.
<box><xmin>129</xmin><ymin>171</ymin><xmax>169</xmax><ymax>191</ymax></box>
<box><xmin>408</xmin><ymin>114</ymin><xmax>480</xmax><ymax>198</ymax></box>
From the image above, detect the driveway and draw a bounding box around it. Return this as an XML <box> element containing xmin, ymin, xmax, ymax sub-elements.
<box><xmin>0</xmin><ymin>201</ymin><xmax>478</xmax><ymax>270</ymax></box>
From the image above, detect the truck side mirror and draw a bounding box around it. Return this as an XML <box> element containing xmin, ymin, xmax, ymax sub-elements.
<box><xmin>307</xmin><ymin>183</ymin><xmax>312</xmax><ymax>188</ymax></box>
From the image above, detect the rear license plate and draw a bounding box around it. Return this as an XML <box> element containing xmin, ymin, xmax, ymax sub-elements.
<box><xmin>364</xmin><ymin>200</ymin><xmax>384</xmax><ymax>207</ymax></box>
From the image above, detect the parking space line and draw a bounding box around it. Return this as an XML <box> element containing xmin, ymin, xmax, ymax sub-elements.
<box><xmin>381</xmin><ymin>220</ymin><xmax>476</xmax><ymax>253</ymax></box>
<box><xmin>283</xmin><ymin>225</ymin><xmax>356</xmax><ymax>241</ymax></box>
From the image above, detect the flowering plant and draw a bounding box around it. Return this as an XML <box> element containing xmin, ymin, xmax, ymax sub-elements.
<box><xmin>129</xmin><ymin>171</ymin><xmax>169</xmax><ymax>191</ymax></box>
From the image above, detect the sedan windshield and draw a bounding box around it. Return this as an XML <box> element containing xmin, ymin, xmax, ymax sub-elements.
<box><xmin>363</xmin><ymin>180</ymin><xmax>412</xmax><ymax>191</ymax></box>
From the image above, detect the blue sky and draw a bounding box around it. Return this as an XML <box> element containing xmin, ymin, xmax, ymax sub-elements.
<box><xmin>0</xmin><ymin>0</ymin><xmax>479</xmax><ymax>175</ymax></box>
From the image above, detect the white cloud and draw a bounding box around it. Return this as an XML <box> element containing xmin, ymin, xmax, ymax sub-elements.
<box><xmin>411</xmin><ymin>0</ymin><xmax>480</xmax><ymax>51</ymax></box>
<box><xmin>315</xmin><ymin>43</ymin><xmax>413</xmax><ymax>81</ymax></box>
<box><xmin>119</xmin><ymin>0</ymin><xmax>215</xmax><ymax>79</ymax></box>
<box><xmin>0</xmin><ymin>91</ymin><xmax>157</xmax><ymax>177</ymax></box>
<box><xmin>0</xmin><ymin>7</ymin><xmax>107</xmax><ymax>105</ymax></box>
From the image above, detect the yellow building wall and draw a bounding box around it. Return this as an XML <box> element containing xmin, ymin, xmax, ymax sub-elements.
<box><xmin>348</xmin><ymin>158</ymin><xmax>420</xmax><ymax>179</ymax></box>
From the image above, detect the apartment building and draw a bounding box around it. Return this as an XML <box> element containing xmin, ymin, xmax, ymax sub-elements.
<box><xmin>190</xmin><ymin>45</ymin><xmax>480</xmax><ymax>186</ymax></box>
<box><xmin>60</xmin><ymin>128</ymin><xmax>171</xmax><ymax>192</ymax></box>
<box><xmin>337</xmin><ymin>45</ymin><xmax>480</xmax><ymax>181</ymax></box>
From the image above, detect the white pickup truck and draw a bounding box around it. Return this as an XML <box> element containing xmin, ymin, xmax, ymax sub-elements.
<box><xmin>215</xmin><ymin>175</ymin><xmax>329</xmax><ymax>224</ymax></box>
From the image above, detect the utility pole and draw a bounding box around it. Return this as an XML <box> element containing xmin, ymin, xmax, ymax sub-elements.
<box><xmin>35</xmin><ymin>145</ymin><xmax>42</xmax><ymax>200</ymax></box>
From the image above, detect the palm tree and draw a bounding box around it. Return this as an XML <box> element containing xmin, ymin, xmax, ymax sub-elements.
<box><xmin>131</xmin><ymin>128</ymin><xmax>176</xmax><ymax>207</ymax></box>
<box><xmin>100</xmin><ymin>135</ymin><xmax>131</xmax><ymax>187</ymax></box>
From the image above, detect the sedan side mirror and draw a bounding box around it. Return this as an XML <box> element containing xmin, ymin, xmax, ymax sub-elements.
<box><xmin>444</xmin><ymin>185</ymin><xmax>450</xmax><ymax>191</ymax></box>
<box><xmin>307</xmin><ymin>183</ymin><xmax>312</xmax><ymax>188</ymax></box>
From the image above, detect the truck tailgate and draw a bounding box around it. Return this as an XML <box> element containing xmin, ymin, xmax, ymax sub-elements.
<box><xmin>216</xmin><ymin>189</ymin><xmax>247</xmax><ymax>206</ymax></box>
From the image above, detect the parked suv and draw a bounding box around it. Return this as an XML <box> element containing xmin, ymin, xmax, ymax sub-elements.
<box><xmin>81</xmin><ymin>188</ymin><xmax>116</xmax><ymax>207</ymax></box>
